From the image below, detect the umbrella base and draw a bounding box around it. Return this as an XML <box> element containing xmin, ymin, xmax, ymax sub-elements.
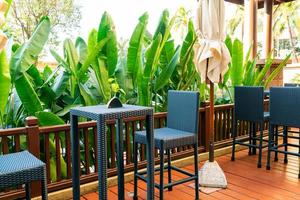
<box><xmin>199</xmin><ymin>160</ymin><xmax>227</xmax><ymax>188</ymax></box>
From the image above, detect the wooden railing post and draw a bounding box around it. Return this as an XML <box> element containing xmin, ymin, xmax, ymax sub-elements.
<box><xmin>25</xmin><ymin>116</ymin><xmax>41</xmax><ymax>198</ymax></box>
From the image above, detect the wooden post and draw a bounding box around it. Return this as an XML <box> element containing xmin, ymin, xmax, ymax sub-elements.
<box><xmin>244</xmin><ymin>0</ymin><xmax>258</xmax><ymax>59</ymax></box>
<box><xmin>264</xmin><ymin>0</ymin><xmax>273</xmax><ymax>57</ymax></box>
<box><xmin>26</xmin><ymin>116</ymin><xmax>41</xmax><ymax>198</ymax></box>
<box><xmin>209</xmin><ymin>81</ymin><xmax>215</xmax><ymax>162</ymax></box>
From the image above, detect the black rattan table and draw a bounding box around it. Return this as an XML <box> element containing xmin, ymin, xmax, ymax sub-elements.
<box><xmin>70</xmin><ymin>104</ymin><xmax>154</xmax><ymax>200</ymax></box>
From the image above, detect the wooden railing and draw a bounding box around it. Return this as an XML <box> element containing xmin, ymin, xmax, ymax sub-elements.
<box><xmin>0</xmin><ymin>101</ymin><xmax>269</xmax><ymax>199</ymax></box>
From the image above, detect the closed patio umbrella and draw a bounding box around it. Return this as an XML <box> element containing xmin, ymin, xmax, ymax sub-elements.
<box><xmin>194</xmin><ymin>0</ymin><xmax>230</xmax><ymax>188</ymax></box>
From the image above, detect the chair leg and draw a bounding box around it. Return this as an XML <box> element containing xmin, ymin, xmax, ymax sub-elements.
<box><xmin>194</xmin><ymin>143</ymin><xmax>199</xmax><ymax>200</ymax></box>
<box><xmin>25</xmin><ymin>183</ymin><xmax>31</xmax><ymax>200</ymax></box>
<box><xmin>252</xmin><ymin>123</ymin><xmax>257</xmax><ymax>155</ymax></box>
<box><xmin>266</xmin><ymin>124</ymin><xmax>273</xmax><ymax>170</ymax></box>
<box><xmin>299</xmin><ymin>128</ymin><xmax>300</xmax><ymax>154</ymax></box>
<box><xmin>41</xmin><ymin>168</ymin><xmax>48</xmax><ymax>200</ymax></box>
<box><xmin>298</xmin><ymin>128</ymin><xmax>300</xmax><ymax>155</ymax></box>
<box><xmin>257</xmin><ymin>122</ymin><xmax>263</xmax><ymax>168</ymax></box>
<box><xmin>274</xmin><ymin>125</ymin><xmax>278</xmax><ymax>161</ymax></box>
<box><xmin>231</xmin><ymin>120</ymin><xmax>237</xmax><ymax>161</ymax></box>
<box><xmin>167</xmin><ymin>149</ymin><xmax>172</xmax><ymax>191</ymax></box>
<box><xmin>159</xmin><ymin>145</ymin><xmax>164</xmax><ymax>200</ymax></box>
<box><xmin>249</xmin><ymin>122</ymin><xmax>253</xmax><ymax>155</ymax></box>
<box><xmin>133</xmin><ymin>142</ymin><xmax>138</xmax><ymax>200</ymax></box>
<box><xmin>284</xmin><ymin>126</ymin><xmax>288</xmax><ymax>164</ymax></box>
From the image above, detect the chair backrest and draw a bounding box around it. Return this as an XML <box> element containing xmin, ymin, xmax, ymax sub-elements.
<box><xmin>167</xmin><ymin>90</ymin><xmax>199</xmax><ymax>134</ymax></box>
<box><xmin>284</xmin><ymin>83</ymin><xmax>298</xmax><ymax>87</ymax></box>
<box><xmin>270</xmin><ymin>87</ymin><xmax>300</xmax><ymax>127</ymax></box>
<box><xmin>234</xmin><ymin>86</ymin><xmax>264</xmax><ymax>122</ymax></box>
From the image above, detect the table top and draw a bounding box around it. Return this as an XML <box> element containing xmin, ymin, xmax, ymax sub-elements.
<box><xmin>70</xmin><ymin>104</ymin><xmax>153</xmax><ymax>120</ymax></box>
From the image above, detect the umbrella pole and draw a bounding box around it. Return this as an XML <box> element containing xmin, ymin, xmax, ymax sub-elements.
<box><xmin>209</xmin><ymin>80</ymin><xmax>214</xmax><ymax>162</ymax></box>
<box><xmin>199</xmin><ymin>59</ymin><xmax>227</xmax><ymax>189</ymax></box>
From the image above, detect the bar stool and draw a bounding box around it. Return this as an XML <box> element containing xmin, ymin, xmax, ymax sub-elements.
<box><xmin>0</xmin><ymin>151</ymin><xmax>47</xmax><ymax>200</ymax></box>
<box><xmin>266</xmin><ymin>87</ymin><xmax>300</xmax><ymax>179</ymax></box>
<box><xmin>133</xmin><ymin>90</ymin><xmax>200</xmax><ymax>200</ymax></box>
<box><xmin>231</xmin><ymin>86</ymin><xmax>270</xmax><ymax>168</ymax></box>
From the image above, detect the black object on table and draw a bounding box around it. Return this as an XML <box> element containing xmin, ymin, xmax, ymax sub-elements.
<box><xmin>70</xmin><ymin>105</ymin><xmax>154</xmax><ymax>200</ymax></box>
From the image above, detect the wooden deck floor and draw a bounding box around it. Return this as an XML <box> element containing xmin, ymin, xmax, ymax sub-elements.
<box><xmin>81</xmin><ymin>143</ymin><xmax>300</xmax><ymax>200</ymax></box>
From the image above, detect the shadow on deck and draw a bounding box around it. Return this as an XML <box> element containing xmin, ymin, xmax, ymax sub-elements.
<box><xmin>81</xmin><ymin>141</ymin><xmax>300</xmax><ymax>200</ymax></box>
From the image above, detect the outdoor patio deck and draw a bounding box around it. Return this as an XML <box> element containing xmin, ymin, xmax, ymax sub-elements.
<box><xmin>81</xmin><ymin>141</ymin><xmax>300</xmax><ymax>200</ymax></box>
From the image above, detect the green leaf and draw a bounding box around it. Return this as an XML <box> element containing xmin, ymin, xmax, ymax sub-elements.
<box><xmin>36</xmin><ymin>111</ymin><xmax>65</xmax><ymax>126</ymax></box>
<box><xmin>254</xmin><ymin>55</ymin><xmax>273</xmax><ymax>86</ymax></box>
<box><xmin>64</xmin><ymin>39</ymin><xmax>79</xmax><ymax>75</ymax></box>
<box><xmin>127</xmin><ymin>12</ymin><xmax>148</xmax><ymax>86</ymax></box>
<box><xmin>224</xmin><ymin>36</ymin><xmax>232</xmax><ymax>57</ymax></box>
<box><xmin>154</xmin><ymin>46</ymin><xmax>181</xmax><ymax>91</ymax></box>
<box><xmin>79</xmin><ymin>83</ymin><xmax>98</xmax><ymax>106</ymax></box>
<box><xmin>98</xmin><ymin>12</ymin><xmax>118</xmax><ymax>77</ymax></box>
<box><xmin>230</xmin><ymin>39</ymin><xmax>244</xmax><ymax>86</ymax></box>
<box><xmin>264</xmin><ymin>54</ymin><xmax>291</xmax><ymax>88</ymax></box>
<box><xmin>87</xmin><ymin>29</ymin><xmax>98</xmax><ymax>54</ymax></box>
<box><xmin>153</xmin><ymin>9</ymin><xmax>169</xmax><ymax>39</ymax></box>
<box><xmin>10</xmin><ymin>17</ymin><xmax>51</xmax><ymax>80</ymax></box>
<box><xmin>91</xmin><ymin>59</ymin><xmax>111</xmax><ymax>102</ymax></box>
<box><xmin>27</xmin><ymin>65</ymin><xmax>44</xmax><ymax>87</ymax></box>
<box><xmin>51</xmin><ymin>70</ymin><xmax>70</xmax><ymax>97</ymax></box>
<box><xmin>78</xmin><ymin>36</ymin><xmax>110</xmax><ymax>80</ymax></box>
<box><xmin>138</xmin><ymin>33</ymin><xmax>162</xmax><ymax>105</ymax></box>
<box><xmin>0</xmin><ymin>51</ymin><xmax>10</xmax><ymax>117</ymax></box>
<box><xmin>75</xmin><ymin>37</ymin><xmax>88</xmax><ymax>64</ymax></box>
<box><xmin>14</xmin><ymin>74</ymin><xmax>43</xmax><ymax>116</ymax></box>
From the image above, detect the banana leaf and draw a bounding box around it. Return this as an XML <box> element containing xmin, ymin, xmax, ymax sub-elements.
<box><xmin>14</xmin><ymin>74</ymin><xmax>43</xmax><ymax>116</ymax></box>
<box><xmin>51</xmin><ymin>70</ymin><xmax>70</xmax><ymax>98</ymax></box>
<box><xmin>78</xmin><ymin>36</ymin><xmax>110</xmax><ymax>80</ymax></box>
<box><xmin>138</xmin><ymin>33</ymin><xmax>162</xmax><ymax>105</ymax></box>
<box><xmin>10</xmin><ymin>17</ymin><xmax>50</xmax><ymax>80</ymax></box>
<box><xmin>264</xmin><ymin>54</ymin><xmax>291</xmax><ymax>88</ymax></box>
<box><xmin>254</xmin><ymin>55</ymin><xmax>273</xmax><ymax>86</ymax></box>
<box><xmin>0</xmin><ymin>50</ymin><xmax>10</xmax><ymax>120</ymax></box>
<box><xmin>127</xmin><ymin>13</ymin><xmax>148</xmax><ymax>86</ymax></box>
<box><xmin>75</xmin><ymin>37</ymin><xmax>88</xmax><ymax>64</ymax></box>
<box><xmin>230</xmin><ymin>39</ymin><xmax>244</xmax><ymax>86</ymax></box>
<box><xmin>98</xmin><ymin>12</ymin><xmax>118</xmax><ymax>77</ymax></box>
<box><xmin>153</xmin><ymin>9</ymin><xmax>169</xmax><ymax>39</ymax></box>
<box><xmin>154</xmin><ymin>46</ymin><xmax>181</xmax><ymax>92</ymax></box>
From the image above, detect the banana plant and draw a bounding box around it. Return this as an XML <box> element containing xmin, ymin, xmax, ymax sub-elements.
<box><xmin>221</xmin><ymin>36</ymin><xmax>291</xmax><ymax>102</ymax></box>
<box><xmin>0</xmin><ymin>50</ymin><xmax>10</xmax><ymax>127</ymax></box>
<box><xmin>8</xmin><ymin>16</ymin><xmax>69</xmax><ymax>181</ymax></box>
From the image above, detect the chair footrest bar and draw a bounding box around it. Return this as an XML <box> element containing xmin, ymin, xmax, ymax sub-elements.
<box><xmin>171</xmin><ymin>166</ymin><xmax>195</xmax><ymax>177</ymax></box>
<box><xmin>235</xmin><ymin>141</ymin><xmax>267</xmax><ymax>148</ymax></box>
<box><xmin>269</xmin><ymin>148</ymin><xmax>300</xmax><ymax>157</ymax></box>
<box><xmin>163</xmin><ymin>176</ymin><xmax>197</xmax><ymax>189</ymax></box>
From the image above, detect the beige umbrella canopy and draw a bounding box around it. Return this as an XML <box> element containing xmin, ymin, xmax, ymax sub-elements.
<box><xmin>194</xmin><ymin>0</ymin><xmax>230</xmax><ymax>188</ymax></box>
<box><xmin>194</xmin><ymin>0</ymin><xmax>230</xmax><ymax>83</ymax></box>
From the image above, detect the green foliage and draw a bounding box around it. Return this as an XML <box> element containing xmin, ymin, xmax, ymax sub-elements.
<box><xmin>223</xmin><ymin>36</ymin><xmax>292</xmax><ymax>102</ymax></box>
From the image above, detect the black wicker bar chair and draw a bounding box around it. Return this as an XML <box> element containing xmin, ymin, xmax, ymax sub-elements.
<box><xmin>0</xmin><ymin>150</ymin><xmax>47</xmax><ymax>200</ymax></box>
<box><xmin>133</xmin><ymin>90</ymin><xmax>200</xmax><ymax>200</ymax></box>
<box><xmin>266</xmin><ymin>87</ymin><xmax>300</xmax><ymax>179</ymax></box>
<box><xmin>231</xmin><ymin>86</ymin><xmax>270</xmax><ymax>168</ymax></box>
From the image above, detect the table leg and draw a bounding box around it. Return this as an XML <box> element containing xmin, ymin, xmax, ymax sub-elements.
<box><xmin>116</xmin><ymin>118</ymin><xmax>124</xmax><ymax>200</ymax></box>
<box><xmin>97</xmin><ymin>117</ymin><xmax>108</xmax><ymax>200</ymax></box>
<box><xmin>146</xmin><ymin>114</ymin><xmax>154</xmax><ymax>200</ymax></box>
<box><xmin>71</xmin><ymin>115</ymin><xmax>80</xmax><ymax>200</ymax></box>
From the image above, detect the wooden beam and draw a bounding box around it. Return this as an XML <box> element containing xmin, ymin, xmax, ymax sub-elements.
<box><xmin>224</xmin><ymin>0</ymin><xmax>295</xmax><ymax>9</ymax></box>
<box><xmin>264</xmin><ymin>0</ymin><xmax>273</xmax><ymax>57</ymax></box>
<box><xmin>244</xmin><ymin>0</ymin><xmax>258</xmax><ymax>59</ymax></box>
